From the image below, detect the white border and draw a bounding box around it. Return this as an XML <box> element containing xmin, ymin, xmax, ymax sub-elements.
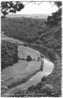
<box><xmin>0</xmin><ymin>1</ymin><xmax>1</xmax><ymax>97</ymax></box>
<box><xmin>58</xmin><ymin>1</ymin><xmax>63</xmax><ymax>98</ymax></box>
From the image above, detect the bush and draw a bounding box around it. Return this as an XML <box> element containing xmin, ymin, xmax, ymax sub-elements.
<box><xmin>47</xmin><ymin>8</ymin><xmax>61</xmax><ymax>26</ymax></box>
<box><xmin>26</xmin><ymin>55</ymin><xmax>32</xmax><ymax>62</ymax></box>
<box><xmin>1</xmin><ymin>40</ymin><xmax>18</xmax><ymax>70</ymax></box>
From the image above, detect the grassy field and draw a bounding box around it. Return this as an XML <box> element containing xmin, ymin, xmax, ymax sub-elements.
<box><xmin>1</xmin><ymin>16</ymin><xmax>61</xmax><ymax>97</ymax></box>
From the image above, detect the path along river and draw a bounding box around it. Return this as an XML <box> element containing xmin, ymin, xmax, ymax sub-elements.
<box><xmin>1</xmin><ymin>33</ymin><xmax>54</xmax><ymax>96</ymax></box>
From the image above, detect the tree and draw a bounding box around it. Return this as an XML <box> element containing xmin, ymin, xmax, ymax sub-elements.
<box><xmin>47</xmin><ymin>1</ymin><xmax>62</xmax><ymax>26</ymax></box>
<box><xmin>55</xmin><ymin>1</ymin><xmax>62</xmax><ymax>8</ymax></box>
<box><xmin>1</xmin><ymin>1</ymin><xmax>24</xmax><ymax>17</ymax></box>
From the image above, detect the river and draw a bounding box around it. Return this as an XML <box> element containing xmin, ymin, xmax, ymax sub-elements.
<box><xmin>1</xmin><ymin>33</ymin><xmax>54</xmax><ymax>96</ymax></box>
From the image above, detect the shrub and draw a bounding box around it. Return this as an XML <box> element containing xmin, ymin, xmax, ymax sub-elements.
<box><xmin>1</xmin><ymin>40</ymin><xmax>18</xmax><ymax>70</ymax></box>
<box><xmin>26</xmin><ymin>55</ymin><xmax>32</xmax><ymax>62</ymax></box>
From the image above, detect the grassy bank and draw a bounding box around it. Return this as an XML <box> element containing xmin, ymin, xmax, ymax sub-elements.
<box><xmin>1</xmin><ymin>40</ymin><xmax>18</xmax><ymax>70</ymax></box>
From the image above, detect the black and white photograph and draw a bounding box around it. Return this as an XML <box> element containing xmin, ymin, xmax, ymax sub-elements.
<box><xmin>1</xmin><ymin>0</ymin><xmax>62</xmax><ymax>97</ymax></box>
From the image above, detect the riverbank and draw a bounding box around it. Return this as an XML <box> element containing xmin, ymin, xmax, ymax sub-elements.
<box><xmin>1</xmin><ymin>34</ymin><xmax>55</xmax><ymax>97</ymax></box>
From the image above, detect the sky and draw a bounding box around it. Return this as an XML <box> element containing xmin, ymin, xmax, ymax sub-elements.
<box><xmin>16</xmin><ymin>1</ymin><xmax>58</xmax><ymax>16</ymax></box>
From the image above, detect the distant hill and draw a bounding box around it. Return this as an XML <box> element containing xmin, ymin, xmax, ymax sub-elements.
<box><xmin>1</xmin><ymin>17</ymin><xmax>46</xmax><ymax>42</ymax></box>
<box><xmin>6</xmin><ymin>14</ymin><xmax>48</xmax><ymax>19</ymax></box>
<box><xmin>1</xmin><ymin>16</ymin><xmax>61</xmax><ymax>57</ymax></box>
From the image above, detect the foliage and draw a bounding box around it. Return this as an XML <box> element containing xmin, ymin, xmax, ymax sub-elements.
<box><xmin>1</xmin><ymin>1</ymin><xmax>24</xmax><ymax>17</ymax></box>
<box><xmin>26</xmin><ymin>55</ymin><xmax>32</xmax><ymax>61</ymax></box>
<box><xmin>47</xmin><ymin>1</ymin><xmax>62</xmax><ymax>26</ymax></box>
<box><xmin>1</xmin><ymin>17</ymin><xmax>46</xmax><ymax>42</ymax></box>
<box><xmin>47</xmin><ymin>8</ymin><xmax>61</xmax><ymax>26</ymax></box>
<box><xmin>55</xmin><ymin>1</ymin><xmax>62</xmax><ymax>7</ymax></box>
<box><xmin>1</xmin><ymin>16</ymin><xmax>61</xmax><ymax>56</ymax></box>
<box><xmin>1</xmin><ymin>40</ymin><xmax>18</xmax><ymax>70</ymax></box>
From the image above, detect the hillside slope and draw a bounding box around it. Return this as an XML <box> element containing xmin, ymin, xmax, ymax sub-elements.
<box><xmin>1</xmin><ymin>16</ymin><xmax>61</xmax><ymax>97</ymax></box>
<box><xmin>1</xmin><ymin>17</ymin><xmax>61</xmax><ymax>57</ymax></box>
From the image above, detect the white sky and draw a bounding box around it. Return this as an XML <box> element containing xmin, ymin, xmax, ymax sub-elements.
<box><xmin>16</xmin><ymin>2</ymin><xmax>58</xmax><ymax>16</ymax></box>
